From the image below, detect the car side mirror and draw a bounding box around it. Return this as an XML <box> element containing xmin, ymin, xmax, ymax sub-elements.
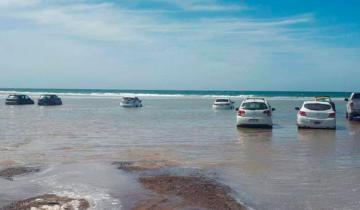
<box><xmin>272</xmin><ymin>108</ymin><xmax>276</xmax><ymax>111</ymax></box>
<box><xmin>235</xmin><ymin>108</ymin><xmax>239</xmax><ymax>111</ymax></box>
<box><xmin>344</xmin><ymin>98</ymin><xmax>349</xmax><ymax>102</ymax></box>
<box><xmin>295</xmin><ymin>107</ymin><xmax>300</xmax><ymax>111</ymax></box>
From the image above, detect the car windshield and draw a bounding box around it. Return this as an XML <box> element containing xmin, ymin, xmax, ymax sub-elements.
<box><xmin>215</xmin><ymin>99</ymin><xmax>229</xmax><ymax>103</ymax></box>
<box><xmin>241</xmin><ymin>102</ymin><xmax>268</xmax><ymax>110</ymax></box>
<box><xmin>352</xmin><ymin>93</ymin><xmax>360</xmax><ymax>99</ymax></box>
<box><xmin>40</xmin><ymin>95</ymin><xmax>50</xmax><ymax>99</ymax></box>
<box><xmin>304</xmin><ymin>103</ymin><xmax>331</xmax><ymax>111</ymax></box>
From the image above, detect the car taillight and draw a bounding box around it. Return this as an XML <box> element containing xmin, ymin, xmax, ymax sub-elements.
<box><xmin>299</xmin><ymin>111</ymin><xmax>307</xmax><ymax>116</ymax></box>
<box><xmin>328</xmin><ymin>112</ymin><xmax>336</xmax><ymax>118</ymax></box>
<box><xmin>238</xmin><ymin>110</ymin><xmax>246</xmax><ymax>116</ymax></box>
<box><xmin>350</xmin><ymin>102</ymin><xmax>354</xmax><ymax>108</ymax></box>
<box><xmin>263</xmin><ymin>110</ymin><xmax>271</xmax><ymax>116</ymax></box>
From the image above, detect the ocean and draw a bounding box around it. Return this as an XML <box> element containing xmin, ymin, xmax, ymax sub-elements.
<box><xmin>0</xmin><ymin>88</ymin><xmax>353</xmax><ymax>99</ymax></box>
<box><xmin>0</xmin><ymin>88</ymin><xmax>359</xmax><ymax>209</ymax></box>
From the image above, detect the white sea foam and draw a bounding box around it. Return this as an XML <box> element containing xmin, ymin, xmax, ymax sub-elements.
<box><xmin>0</xmin><ymin>90</ymin><xmax>347</xmax><ymax>100</ymax></box>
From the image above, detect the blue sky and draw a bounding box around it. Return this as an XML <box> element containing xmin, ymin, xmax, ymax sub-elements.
<box><xmin>0</xmin><ymin>0</ymin><xmax>359</xmax><ymax>91</ymax></box>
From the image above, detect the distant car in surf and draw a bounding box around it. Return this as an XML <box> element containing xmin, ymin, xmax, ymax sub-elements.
<box><xmin>38</xmin><ymin>94</ymin><xmax>62</xmax><ymax>106</ymax></box>
<box><xmin>5</xmin><ymin>94</ymin><xmax>34</xmax><ymax>105</ymax></box>
<box><xmin>236</xmin><ymin>97</ymin><xmax>275</xmax><ymax>128</ymax></box>
<box><xmin>314</xmin><ymin>96</ymin><xmax>336</xmax><ymax>111</ymax></box>
<box><xmin>212</xmin><ymin>98</ymin><xmax>234</xmax><ymax>110</ymax></box>
<box><xmin>120</xmin><ymin>97</ymin><xmax>142</xmax><ymax>108</ymax></box>
<box><xmin>345</xmin><ymin>92</ymin><xmax>360</xmax><ymax>121</ymax></box>
<box><xmin>295</xmin><ymin>101</ymin><xmax>336</xmax><ymax>129</ymax></box>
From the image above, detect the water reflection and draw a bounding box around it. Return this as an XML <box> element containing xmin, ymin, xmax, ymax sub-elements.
<box><xmin>235</xmin><ymin>128</ymin><xmax>274</xmax><ymax>175</ymax></box>
<box><xmin>236</xmin><ymin>128</ymin><xmax>273</xmax><ymax>142</ymax></box>
<box><xmin>347</xmin><ymin>120</ymin><xmax>360</xmax><ymax>136</ymax></box>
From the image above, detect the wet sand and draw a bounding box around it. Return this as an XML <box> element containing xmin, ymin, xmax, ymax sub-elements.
<box><xmin>0</xmin><ymin>161</ymin><xmax>245</xmax><ymax>210</ymax></box>
<box><xmin>0</xmin><ymin>194</ymin><xmax>89</xmax><ymax>210</ymax></box>
<box><xmin>1</xmin><ymin>98</ymin><xmax>360</xmax><ymax>209</ymax></box>
<box><xmin>0</xmin><ymin>167</ymin><xmax>40</xmax><ymax>181</ymax></box>
<box><xmin>115</xmin><ymin>161</ymin><xmax>246</xmax><ymax>210</ymax></box>
<box><xmin>137</xmin><ymin>175</ymin><xmax>245</xmax><ymax>210</ymax></box>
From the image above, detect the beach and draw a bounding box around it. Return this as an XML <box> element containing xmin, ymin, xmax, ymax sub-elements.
<box><xmin>0</xmin><ymin>93</ymin><xmax>360</xmax><ymax>209</ymax></box>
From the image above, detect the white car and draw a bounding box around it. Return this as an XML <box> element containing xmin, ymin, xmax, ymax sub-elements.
<box><xmin>345</xmin><ymin>92</ymin><xmax>360</xmax><ymax>121</ymax></box>
<box><xmin>120</xmin><ymin>97</ymin><xmax>142</xmax><ymax>108</ymax></box>
<box><xmin>296</xmin><ymin>101</ymin><xmax>336</xmax><ymax>129</ymax></box>
<box><xmin>212</xmin><ymin>98</ymin><xmax>234</xmax><ymax>110</ymax></box>
<box><xmin>236</xmin><ymin>98</ymin><xmax>275</xmax><ymax>128</ymax></box>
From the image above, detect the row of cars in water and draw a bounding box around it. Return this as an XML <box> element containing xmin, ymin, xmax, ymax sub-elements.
<box><xmin>4</xmin><ymin>92</ymin><xmax>360</xmax><ymax>129</ymax></box>
<box><xmin>5</xmin><ymin>94</ymin><xmax>62</xmax><ymax>106</ymax></box>
<box><xmin>4</xmin><ymin>94</ymin><xmax>143</xmax><ymax>107</ymax></box>
<box><xmin>213</xmin><ymin>92</ymin><xmax>360</xmax><ymax>129</ymax></box>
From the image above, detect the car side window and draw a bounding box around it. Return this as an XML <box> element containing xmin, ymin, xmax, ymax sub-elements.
<box><xmin>352</xmin><ymin>94</ymin><xmax>360</xmax><ymax>99</ymax></box>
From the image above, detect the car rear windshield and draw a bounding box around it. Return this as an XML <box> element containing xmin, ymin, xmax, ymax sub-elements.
<box><xmin>7</xmin><ymin>95</ymin><xmax>18</xmax><ymax>99</ymax></box>
<box><xmin>304</xmin><ymin>103</ymin><xmax>331</xmax><ymax>111</ymax></box>
<box><xmin>216</xmin><ymin>99</ymin><xmax>229</xmax><ymax>102</ymax></box>
<box><xmin>241</xmin><ymin>102</ymin><xmax>268</xmax><ymax>110</ymax></box>
<box><xmin>352</xmin><ymin>93</ymin><xmax>360</xmax><ymax>99</ymax></box>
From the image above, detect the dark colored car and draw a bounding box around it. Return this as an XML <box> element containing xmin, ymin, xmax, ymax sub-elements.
<box><xmin>37</xmin><ymin>94</ymin><xmax>62</xmax><ymax>106</ymax></box>
<box><xmin>5</xmin><ymin>94</ymin><xmax>35</xmax><ymax>105</ymax></box>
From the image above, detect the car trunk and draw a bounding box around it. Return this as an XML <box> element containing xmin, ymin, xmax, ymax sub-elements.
<box><xmin>243</xmin><ymin>110</ymin><xmax>267</xmax><ymax>118</ymax></box>
<box><xmin>351</xmin><ymin>99</ymin><xmax>360</xmax><ymax>110</ymax></box>
<box><xmin>305</xmin><ymin>111</ymin><xmax>330</xmax><ymax>119</ymax></box>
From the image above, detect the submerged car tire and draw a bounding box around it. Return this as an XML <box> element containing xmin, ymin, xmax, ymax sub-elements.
<box><xmin>349</xmin><ymin>114</ymin><xmax>354</xmax><ymax>121</ymax></box>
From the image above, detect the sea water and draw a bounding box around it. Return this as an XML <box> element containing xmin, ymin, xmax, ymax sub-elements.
<box><xmin>0</xmin><ymin>89</ymin><xmax>359</xmax><ymax>209</ymax></box>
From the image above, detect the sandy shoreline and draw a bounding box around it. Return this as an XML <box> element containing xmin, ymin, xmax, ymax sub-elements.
<box><xmin>0</xmin><ymin>161</ymin><xmax>246</xmax><ymax>210</ymax></box>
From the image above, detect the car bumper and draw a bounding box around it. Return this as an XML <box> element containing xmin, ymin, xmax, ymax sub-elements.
<box><xmin>212</xmin><ymin>104</ymin><xmax>234</xmax><ymax>110</ymax></box>
<box><xmin>297</xmin><ymin>117</ymin><xmax>336</xmax><ymax>129</ymax></box>
<box><xmin>349</xmin><ymin>110</ymin><xmax>360</xmax><ymax>116</ymax></box>
<box><xmin>236</xmin><ymin>116</ymin><xmax>273</xmax><ymax>127</ymax></box>
<box><xmin>120</xmin><ymin>103</ymin><xmax>142</xmax><ymax>107</ymax></box>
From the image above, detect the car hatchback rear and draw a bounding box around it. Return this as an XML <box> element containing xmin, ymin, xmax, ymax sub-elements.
<box><xmin>5</xmin><ymin>94</ymin><xmax>34</xmax><ymax>105</ymax></box>
<box><xmin>296</xmin><ymin>101</ymin><xmax>336</xmax><ymax>129</ymax></box>
<box><xmin>236</xmin><ymin>98</ymin><xmax>274</xmax><ymax>128</ymax></box>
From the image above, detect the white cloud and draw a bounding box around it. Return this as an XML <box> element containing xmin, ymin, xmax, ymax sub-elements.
<box><xmin>0</xmin><ymin>0</ymin><xmax>40</xmax><ymax>7</ymax></box>
<box><xmin>0</xmin><ymin>0</ymin><xmax>359</xmax><ymax>90</ymax></box>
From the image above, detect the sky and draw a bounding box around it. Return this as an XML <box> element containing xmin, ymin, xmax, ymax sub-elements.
<box><xmin>0</xmin><ymin>0</ymin><xmax>359</xmax><ymax>91</ymax></box>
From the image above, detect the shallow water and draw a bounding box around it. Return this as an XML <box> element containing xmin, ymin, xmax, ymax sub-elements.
<box><xmin>0</xmin><ymin>97</ymin><xmax>360</xmax><ymax>209</ymax></box>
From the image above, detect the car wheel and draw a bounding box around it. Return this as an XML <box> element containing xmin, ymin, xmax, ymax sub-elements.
<box><xmin>349</xmin><ymin>114</ymin><xmax>354</xmax><ymax>121</ymax></box>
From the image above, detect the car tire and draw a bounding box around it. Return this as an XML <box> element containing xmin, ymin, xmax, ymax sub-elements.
<box><xmin>349</xmin><ymin>114</ymin><xmax>354</xmax><ymax>121</ymax></box>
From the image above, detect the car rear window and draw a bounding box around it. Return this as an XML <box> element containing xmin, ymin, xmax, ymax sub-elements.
<box><xmin>216</xmin><ymin>99</ymin><xmax>229</xmax><ymax>102</ymax></box>
<box><xmin>7</xmin><ymin>95</ymin><xmax>18</xmax><ymax>99</ymax></box>
<box><xmin>241</xmin><ymin>102</ymin><xmax>268</xmax><ymax>110</ymax></box>
<box><xmin>304</xmin><ymin>103</ymin><xmax>331</xmax><ymax>111</ymax></box>
<box><xmin>352</xmin><ymin>93</ymin><xmax>360</xmax><ymax>99</ymax></box>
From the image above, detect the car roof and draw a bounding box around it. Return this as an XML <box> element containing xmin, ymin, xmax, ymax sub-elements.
<box><xmin>8</xmin><ymin>94</ymin><xmax>25</xmax><ymax>96</ymax></box>
<box><xmin>243</xmin><ymin>97</ymin><xmax>266</xmax><ymax>103</ymax></box>
<box><xmin>303</xmin><ymin>101</ymin><xmax>331</xmax><ymax>105</ymax></box>
<box><xmin>122</xmin><ymin>96</ymin><xmax>137</xmax><ymax>99</ymax></box>
<box><xmin>41</xmin><ymin>94</ymin><xmax>57</xmax><ymax>96</ymax></box>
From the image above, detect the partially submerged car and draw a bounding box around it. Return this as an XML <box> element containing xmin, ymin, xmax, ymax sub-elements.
<box><xmin>212</xmin><ymin>98</ymin><xmax>234</xmax><ymax>110</ymax></box>
<box><xmin>38</xmin><ymin>94</ymin><xmax>62</xmax><ymax>106</ymax></box>
<box><xmin>345</xmin><ymin>92</ymin><xmax>360</xmax><ymax>121</ymax></box>
<box><xmin>120</xmin><ymin>97</ymin><xmax>142</xmax><ymax>108</ymax></box>
<box><xmin>236</xmin><ymin>97</ymin><xmax>275</xmax><ymax>128</ymax></box>
<box><xmin>5</xmin><ymin>94</ymin><xmax>34</xmax><ymax>105</ymax></box>
<box><xmin>314</xmin><ymin>96</ymin><xmax>336</xmax><ymax>111</ymax></box>
<box><xmin>295</xmin><ymin>101</ymin><xmax>336</xmax><ymax>129</ymax></box>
